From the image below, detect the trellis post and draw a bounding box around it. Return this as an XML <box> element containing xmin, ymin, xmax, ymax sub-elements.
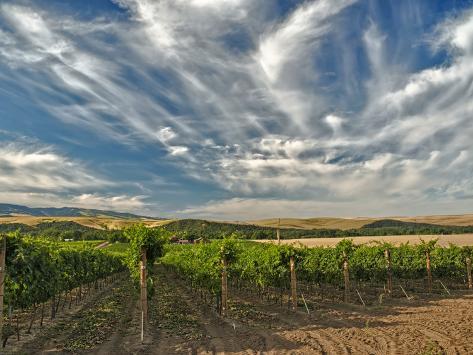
<box><xmin>385</xmin><ymin>249</ymin><xmax>393</xmax><ymax>294</ymax></box>
<box><xmin>466</xmin><ymin>257</ymin><xmax>472</xmax><ymax>290</ymax></box>
<box><xmin>221</xmin><ymin>256</ymin><xmax>228</xmax><ymax>316</ymax></box>
<box><xmin>140</xmin><ymin>247</ymin><xmax>148</xmax><ymax>340</ymax></box>
<box><xmin>426</xmin><ymin>250</ymin><xmax>432</xmax><ymax>293</ymax></box>
<box><xmin>290</xmin><ymin>256</ymin><xmax>297</xmax><ymax>311</ymax></box>
<box><xmin>343</xmin><ymin>251</ymin><xmax>350</xmax><ymax>303</ymax></box>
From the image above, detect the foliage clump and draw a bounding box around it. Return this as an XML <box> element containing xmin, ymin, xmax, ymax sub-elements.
<box><xmin>162</xmin><ymin>238</ymin><xmax>473</xmax><ymax>293</ymax></box>
<box><xmin>124</xmin><ymin>224</ymin><xmax>169</xmax><ymax>296</ymax></box>
<box><xmin>3</xmin><ymin>231</ymin><xmax>125</xmax><ymax>315</ymax></box>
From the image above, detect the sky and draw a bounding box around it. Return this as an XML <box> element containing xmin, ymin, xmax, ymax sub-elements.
<box><xmin>0</xmin><ymin>0</ymin><xmax>473</xmax><ymax>220</ymax></box>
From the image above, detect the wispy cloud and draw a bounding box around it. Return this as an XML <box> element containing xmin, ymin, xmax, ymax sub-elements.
<box><xmin>177</xmin><ymin>195</ymin><xmax>473</xmax><ymax>220</ymax></box>
<box><xmin>0</xmin><ymin>142</ymin><xmax>105</xmax><ymax>191</ymax></box>
<box><xmin>0</xmin><ymin>1</ymin><xmax>472</xmax><ymax>217</ymax></box>
<box><xmin>0</xmin><ymin>140</ymin><xmax>149</xmax><ymax>212</ymax></box>
<box><xmin>0</xmin><ymin>191</ymin><xmax>149</xmax><ymax>213</ymax></box>
<box><xmin>70</xmin><ymin>193</ymin><xmax>148</xmax><ymax>211</ymax></box>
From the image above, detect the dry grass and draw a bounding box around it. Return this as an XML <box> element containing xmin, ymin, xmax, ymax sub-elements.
<box><xmin>395</xmin><ymin>214</ymin><xmax>473</xmax><ymax>226</ymax></box>
<box><xmin>250</xmin><ymin>214</ymin><xmax>473</xmax><ymax>230</ymax></box>
<box><xmin>248</xmin><ymin>217</ymin><xmax>374</xmax><ymax>230</ymax></box>
<box><xmin>0</xmin><ymin>215</ymin><xmax>172</xmax><ymax>230</ymax></box>
<box><xmin>2</xmin><ymin>213</ymin><xmax>472</xmax><ymax>233</ymax></box>
<box><xmin>259</xmin><ymin>233</ymin><xmax>473</xmax><ymax>247</ymax></box>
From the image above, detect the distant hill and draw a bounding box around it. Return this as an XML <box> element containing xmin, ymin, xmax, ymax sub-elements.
<box><xmin>361</xmin><ymin>219</ymin><xmax>441</xmax><ymax>229</ymax></box>
<box><xmin>162</xmin><ymin>218</ymin><xmax>473</xmax><ymax>240</ymax></box>
<box><xmin>250</xmin><ymin>214</ymin><xmax>473</xmax><ymax>230</ymax></box>
<box><xmin>0</xmin><ymin>203</ymin><xmax>156</xmax><ymax>219</ymax></box>
<box><xmin>0</xmin><ymin>220</ymin><xmax>127</xmax><ymax>242</ymax></box>
<box><xmin>1</xmin><ymin>216</ymin><xmax>473</xmax><ymax>240</ymax></box>
<box><xmin>248</xmin><ymin>217</ymin><xmax>373</xmax><ymax>230</ymax></box>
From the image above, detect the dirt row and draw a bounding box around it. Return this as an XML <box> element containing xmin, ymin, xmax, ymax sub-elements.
<box><xmin>12</xmin><ymin>275</ymin><xmax>134</xmax><ymax>354</ymax></box>
<box><xmin>12</xmin><ymin>266</ymin><xmax>473</xmax><ymax>354</ymax></box>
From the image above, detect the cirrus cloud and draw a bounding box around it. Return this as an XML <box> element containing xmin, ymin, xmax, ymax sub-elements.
<box><xmin>0</xmin><ymin>1</ymin><xmax>472</xmax><ymax>218</ymax></box>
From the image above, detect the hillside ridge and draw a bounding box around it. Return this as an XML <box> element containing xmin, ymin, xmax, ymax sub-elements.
<box><xmin>249</xmin><ymin>214</ymin><xmax>473</xmax><ymax>230</ymax></box>
<box><xmin>0</xmin><ymin>203</ymin><xmax>157</xmax><ymax>220</ymax></box>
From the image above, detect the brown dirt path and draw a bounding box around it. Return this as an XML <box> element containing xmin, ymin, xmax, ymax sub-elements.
<box><xmin>15</xmin><ymin>268</ymin><xmax>473</xmax><ymax>354</ymax></box>
<box><xmin>90</xmin><ymin>268</ymin><xmax>473</xmax><ymax>355</ymax></box>
<box><xmin>147</xmin><ymin>265</ymin><xmax>296</xmax><ymax>354</ymax></box>
<box><xmin>14</xmin><ymin>275</ymin><xmax>133</xmax><ymax>354</ymax></box>
<box><xmin>95</xmin><ymin>241</ymin><xmax>110</xmax><ymax>249</ymax></box>
<box><xmin>260</xmin><ymin>294</ymin><xmax>473</xmax><ymax>355</ymax></box>
<box><xmin>218</xmin><ymin>282</ymin><xmax>473</xmax><ymax>355</ymax></box>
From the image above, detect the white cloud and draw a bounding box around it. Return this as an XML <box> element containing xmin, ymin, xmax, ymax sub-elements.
<box><xmin>436</xmin><ymin>9</ymin><xmax>473</xmax><ymax>54</ymax></box>
<box><xmin>257</xmin><ymin>0</ymin><xmax>354</xmax><ymax>83</ymax></box>
<box><xmin>1</xmin><ymin>1</ymin><xmax>473</xmax><ymax>217</ymax></box>
<box><xmin>0</xmin><ymin>140</ymin><xmax>150</xmax><ymax>213</ymax></box>
<box><xmin>70</xmin><ymin>193</ymin><xmax>148</xmax><ymax>211</ymax></box>
<box><xmin>0</xmin><ymin>192</ymin><xmax>148</xmax><ymax>213</ymax></box>
<box><xmin>255</xmin><ymin>0</ymin><xmax>355</xmax><ymax>127</ymax></box>
<box><xmin>156</xmin><ymin>126</ymin><xmax>189</xmax><ymax>156</ymax></box>
<box><xmin>168</xmin><ymin>146</ymin><xmax>189</xmax><ymax>156</ymax></box>
<box><xmin>0</xmin><ymin>143</ymin><xmax>106</xmax><ymax>191</ymax></box>
<box><xmin>156</xmin><ymin>127</ymin><xmax>177</xmax><ymax>143</ymax></box>
<box><xmin>325</xmin><ymin>114</ymin><xmax>344</xmax><ymax>132</ymax></box>
<box><xmin>177</xmin><ymin>196</ymin><xmax>473</xmax><ymax>220</ymax></box>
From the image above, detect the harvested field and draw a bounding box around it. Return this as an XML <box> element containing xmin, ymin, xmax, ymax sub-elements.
<box><xmin>260</xmin><ymin>233</ymin><xmax>473</xmax><ymax>247</ymax></box>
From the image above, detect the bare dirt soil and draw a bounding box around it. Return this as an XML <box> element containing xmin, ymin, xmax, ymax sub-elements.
<box><xmin>13</xmin><ymin>267</ymin><xmax>473</xmax><ymax>354</ymax></box>
<box><xmin>260</xmin><ymin>233</ymin><xmax>473</xmax><ymax>247</ymax></box>
<box><xmin>12</xmin><ymin>276</ymin><xmax>133</xmax><ymax>354</ymax></box>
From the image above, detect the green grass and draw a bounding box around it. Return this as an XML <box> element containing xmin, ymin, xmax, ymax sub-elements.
<box><xmin>103</xmin><ymin>242</ymin><xmax>129</xmax><ymax>256</ymax></box>
<box><xmin>57</xmin><ymin>240</ymin><xmax>129</xmax><ymax>255</ymax></box>
<box><xmin>59</xmin><ymin>240</ymin><xmax>106</xmax><ymax>248</ymax></box>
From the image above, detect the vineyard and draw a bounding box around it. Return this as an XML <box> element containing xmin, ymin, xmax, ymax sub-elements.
<box><xmin>162</xmin><ymin>239</ymin><xmax>473</xmax><ymax>310</ymax></box>
<box><xmin>0</xmin><ymin>232</ymin><xmax>126</xmax><ymax>350</ymax></box>
<box><xmin>2</xmin><ymin>229</ymin><xmax>473</xmax><ymax>353</ymax></box>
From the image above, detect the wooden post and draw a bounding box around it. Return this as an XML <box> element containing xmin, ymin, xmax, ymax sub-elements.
<box><xmin>221</xmin><ymin>256</ymin><xmax>228</xmax><ymax>316</ymax></box>
<box><xmin>277</xmin><ymin>218</ymin><xmax>280</xmax><ymax>245</ymax></box>
<box><xmin>384</xmin><ymin>249</ymin><xmax>393</xmax><ymax>295</ymax></box>
<box><xmin>466</xmin><ymin>257</ymin><xmax>472</xmax><ymax>290</ymax></box>
<box><xmin>290</xmin><ymin>256</ymin><xmax>297</xmax><ymax>311</ymax></box>
<box><xmin>426</xmin><ymin>250</ymin><xmax>432</xmax><ymax>293</ymax></box>
<box><xmin>0</xmin><ymin>235</ymin><xmax>6</xmax><ymax>346</ymax></box>
<box><xmin>343</xmin><ymin>252</ymin><xmax>350</xmax><ymax>303</ymax></box>
<box><xmin>140</xmin><ymin>248</ymin><xmax>148</xmax><ymax>334</ymax></box>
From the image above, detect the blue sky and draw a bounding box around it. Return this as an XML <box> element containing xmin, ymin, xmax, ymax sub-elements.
<box><xmin>1</xmin><ymin>0</ymin><xmax>473</xmax><ymax>219</ymax></box>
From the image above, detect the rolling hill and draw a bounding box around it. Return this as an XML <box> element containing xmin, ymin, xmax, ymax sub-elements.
<box><xmin>0</xmin><ymin>203</ymin><xmax>155</xmax><ymax>219</ymax></box>
<box><xmin>1</xmin><ymin>203</ymin><xmax>472</xmax><ymax>235</ymax></box>
<box><xmin>249</xmin><ymin>215</ymin><xmax>473</xmax><ymax>230</ymax></box>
